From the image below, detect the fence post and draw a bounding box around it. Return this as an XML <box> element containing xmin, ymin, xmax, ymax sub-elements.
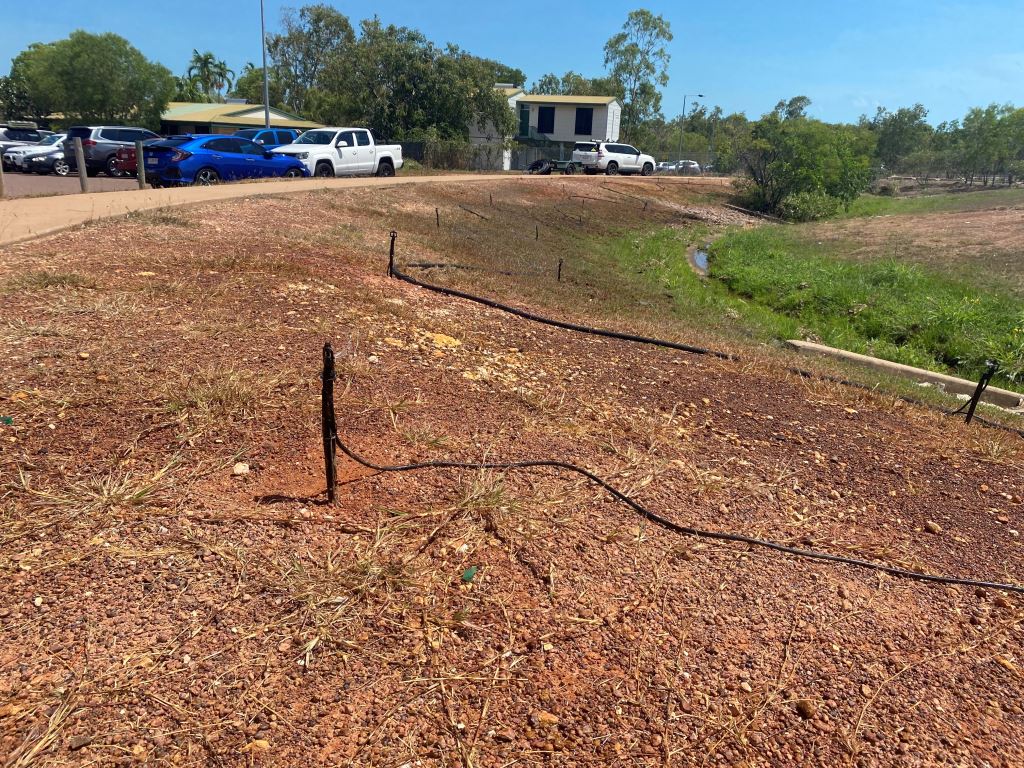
<box><xmin>435</xmin><ymin>207</ymin><xmax>440</xmax><ymax>228</ymax></box>
<box><xmin>535</xmin><ymin>224</ymin><xmax>539</xmax><ymax>241</ymax></box>
<box><xmin>74</xmin><ymin>138</ymin><xmax>89</xmax><ymax>193</ymax></box>
<box><xmin>135</xmin><ymin>139</ymin><xmax>147</xmax><ymax>189</ymax></box>
<box><xmin>322</xmin><ymin>343</ymin><xmax>337</xmax><ymax>504</ymax></box>
<box><xmin>557</xmin><ymin>258</ymin><xmax>564</xmax><ymax>282</ymax></box>
<box><xmin>0</xmin><ymin>160</ymin><xmax>5</xmax><ymax>199</ymax></box>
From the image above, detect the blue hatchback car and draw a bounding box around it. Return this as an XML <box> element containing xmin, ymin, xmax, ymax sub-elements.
<box><xmin>142</xmin><ymin>134</ymin><xmax>309</xmax><ymax>186</ymax></box>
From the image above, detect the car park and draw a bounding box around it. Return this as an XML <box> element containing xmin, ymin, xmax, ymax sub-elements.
<box><xmin>2</xmin><ymin>134</ymin><xmax>67</xmax><ymax>172</ymax></box>
<box><xmin>234</xmin><ymin>128</ymin><xmax>299</xmax><ymax>149</ymax></box>
<box><xmin>27</xmin><ymin>149</ymin><xmax>70</xmax><ymax>176</ymax></box>
<box><xmin>272</xmin><ymin>128</ymin><xmax>403</xmax><ymax>177</ymax></box>
<box><xmin>142</xmin><ymin>134</ymin><xmax>309</xmax><ymax>186</ymax></box>
<box><xmin>571</xmin><ymin>141</ymin><xmax>656</xmax><ymax>176</ymax></box>
<box><xmin>63</xmin><ymin>126</ymin><xmax>161</xmax><ymax>177</ymax></box>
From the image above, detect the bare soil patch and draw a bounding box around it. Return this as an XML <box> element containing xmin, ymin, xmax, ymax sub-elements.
<box><xmin>1</xmin><ymin>179</ymin><xmax>1022</xmax><ymax>767</ymax></box>
<box><xmin>805</xmin><ymin>204</ymin><xmax>1024</xmax><ymax>292</ymax></box>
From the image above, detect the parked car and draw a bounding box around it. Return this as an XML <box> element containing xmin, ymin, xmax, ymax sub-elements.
<box><xmin>63</xmin><ymin>126</ymin><xmax>161</xmax><ymax>177</ymax></box>
<box><xmin>675</xmin><ymin>160</ymin><xmax>702</xmax><ymax>175</ymax></box>
<box><xmin>0</xmin><ymin>122</ymin><xmax>46</xmax><ymax>154</ymax></box>
<box><xmin>655</xmin><ymin>161</ymin><xmax>674</xmax><ymax>173</ymax></box>
<box><xmin>571</xmin><ymin>141</ymin><xmax>656</xmax><ymax>176</ymax></box>
<box><xmin>27</xmin><ymin>149</ymin><xmax>70</xmax><ymax>176</ymax></box>
<box><xmin>2</xmin><ymin>133</ymin><xmax>67</xmax><ymax>172</ymax></box>
<box><xmin>141</xmin><ymin>134</ymin><xmax>309</xmax><ymax>186</ymax></box>
<box><xmin>114</xmin><ymin>138</ymin><xmax>164</xmax><ymax>176</ymax></box>
<box><xmin>272</xmin><ymin>128</ymin><xmax>403</xmax><ymax>177</ymax></box>
<box><xmin>234</xmin><ymin>128</ymin><xmax>299</xmax><ymax>149</ymax></box>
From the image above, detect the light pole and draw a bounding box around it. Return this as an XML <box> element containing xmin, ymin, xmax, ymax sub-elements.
<box><xmin>261</xmin><ymin>0</ymin><xmax>270</xmax><ymax>129</ymax></box>
<box><xmin>677</xmin><ymin>93</ymin><xmax>703</xmax><ymax>163</ymax></box>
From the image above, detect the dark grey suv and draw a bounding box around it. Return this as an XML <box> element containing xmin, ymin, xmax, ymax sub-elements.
<box><xmin>64</xmin><ymin>126</ymin><xmax>161</xmax><ymax>177</ymax></box>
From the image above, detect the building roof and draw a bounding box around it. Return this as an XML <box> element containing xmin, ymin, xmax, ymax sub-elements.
<box><xmin>161</xmin><ymin>102</ymin><xmax>322</xmax><ymax>129</ymax></box>
<box><xmin>497</xmin><ymin>87</ymin><xmax>525</xmax><ymax>98</ymax></box>
<box><xmin>517</xmin><ymin>94</ymin><xmax>619</xmax><ymax>106</ymax></box>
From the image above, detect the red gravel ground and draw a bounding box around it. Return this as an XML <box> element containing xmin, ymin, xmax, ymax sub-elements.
<box><xmin>1</xmin><ymin>179</ymin><xmax>1022</xmax><ymax>767</ymax></box>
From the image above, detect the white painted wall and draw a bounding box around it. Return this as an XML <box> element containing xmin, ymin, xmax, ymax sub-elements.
<box><xmin>517</xmin><ymin>101</ymin><xmax>620</xmax><ymax>143</ymax></box>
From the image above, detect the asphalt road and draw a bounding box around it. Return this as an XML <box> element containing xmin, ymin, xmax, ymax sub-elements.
<box><xmin>1</xmin><ymin>170</ymin><xmax>138</xmax><ymax>198</ymax></box>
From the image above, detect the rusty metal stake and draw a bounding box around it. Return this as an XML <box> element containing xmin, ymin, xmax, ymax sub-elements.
<box><xmin>435</xmin><ymin>207</ymin><xmax>440</xmax><ymax>228</ymax></box>
<box><xmin>557</xmin><ymin>258</ymin><xmax>563</xmax><ymax>282</ymax></box>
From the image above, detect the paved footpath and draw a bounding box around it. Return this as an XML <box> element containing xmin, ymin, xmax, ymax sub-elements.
<box><xmin>0</xmin><ymin>174</ymin><xmax>528</xmax><ymax>248</ymax></box>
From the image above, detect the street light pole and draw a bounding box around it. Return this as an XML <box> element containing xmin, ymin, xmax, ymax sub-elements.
<box><xmin>261</xmin><ymin>0</ymin><xmax>270</xmax><ymax>129</ymax></box>
<box><xmin>677</xmin><ymin>92</ymin><xmax>704</xmax><ymax>163</ymax></box>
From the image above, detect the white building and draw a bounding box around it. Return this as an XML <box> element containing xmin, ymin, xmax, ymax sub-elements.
<box><xmin>470</xmin><ymin>86</ymin><xmax>622</xmax><ymax>171</ymax></box>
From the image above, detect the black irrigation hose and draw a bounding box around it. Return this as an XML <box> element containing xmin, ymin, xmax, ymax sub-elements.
<box><xmin>389</xmin><ymin>245</ymin><xmax>733</xmax><ymax>362</ymax></box>
<box><xmin>333</xmin><ymin>433</ymin><xmax>1024</xmax><ymax>596</ymax></box>
<box><xmin>388</xmin><ymin>234</ymin><xmax>1024</xmax><ymax>439</ymax></box>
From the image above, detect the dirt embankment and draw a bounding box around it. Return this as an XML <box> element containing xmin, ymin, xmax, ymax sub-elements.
<box><xmin>1</xmin><ymin>179</ymin><xmax>1022</xmax><ymax>767</ymax></box>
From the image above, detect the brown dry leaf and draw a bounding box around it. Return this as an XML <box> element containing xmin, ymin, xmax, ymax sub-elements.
<box><xmin>240</xmin><ymin>739</ymin><xmax>271</xmax><ymax>753</ymax></box>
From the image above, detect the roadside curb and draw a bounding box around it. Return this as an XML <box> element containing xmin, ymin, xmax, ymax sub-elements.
<box><xmin>786</xmin><ymin>339</ymin><xmax>1024</xmax><ymax>409</ymax></box>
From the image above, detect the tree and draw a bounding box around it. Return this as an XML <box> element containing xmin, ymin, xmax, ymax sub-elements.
<box><xmin>872</xmin><ymin>104</ymin><xmax>932</xmax><ymax>172</ymax></box>
<box><xmin>0</xmin><ymin>68</ymin><xmax>38</xmax><ymax>121</ymax></box>
<box><xmin>268</xmin><ymin>4</ymin><xmax>355</xmax><ymax>116</ymax></box>
<box><xmin>173</xmin><ymin>75</ymin><xmax>208</xmax><ymax>103</ymax></box>
<box><xmin>13</xmin><ymin>31</ymin><xmax>174</xmax><ymax>129</ymax></box>
<box><xmin>530</xmin><ymin>71</ymin><xmax>623</xmax><ymax>98</ymax></box>
<box><xmin>739</xmin><ymin>111</ymin><xmax>873</xmax><ymax>216</ymax></box>
<box><xmin>229</xmin><ymin>63</ymin><xmax>285</xmax><ymax>108</ymax></box>
<box><xmin>187</xmin><ymin>50</ymin><xmax>235</xmax><ymax>101</ymax></box>
<box><xmin>603</xmin><ymin>9</ymin><xmax>672</xmax><ymax>140</ymax></box>
<box><xmin>773</xmin><ymin>95</ymin><xmax>811</xmax><ymax>120</ymax></box>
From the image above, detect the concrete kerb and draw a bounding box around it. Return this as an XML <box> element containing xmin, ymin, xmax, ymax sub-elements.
<box><xmin>787</xmin><ymin>340</ymin><xmax>1024</xmax><ymax>410</ymax></box>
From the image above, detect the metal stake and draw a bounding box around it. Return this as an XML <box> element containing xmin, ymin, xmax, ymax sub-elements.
<box><xmin>964</xmin><ymin>360</ymin><xmax>998</xmax><ymax>425</ymax></box>
<box><xmin>557</xmin><ymin>258</ymin><xmax>563</xmax><ymax>282</ymax></box>
<box><xmin>321</xmin><ymin>343</ymin><xmax>337</xmax><ymax>503</ymax></box>
<box><xmin>388</xmin><ymin>230</ymin><xmax>397</xmax><ymax>276</ymax></box>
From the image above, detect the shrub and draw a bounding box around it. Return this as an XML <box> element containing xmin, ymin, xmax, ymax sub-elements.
<box><xmin>777</xmin><ymin>191</ymin><xmax>842</xmax><ymax>221</ymax></box>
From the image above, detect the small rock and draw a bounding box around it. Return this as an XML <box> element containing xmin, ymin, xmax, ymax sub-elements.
<box><xmin>739</xmin><ymin>682</ymin><xmax>753</xmax><ymax>693</ymax></box>
<box><xmin>77</xmin><ymin>352</ymin><xmax>90</xmax><ymax>360</ymax></box>
<box><xmin>232</xmin><ymin>462</ymin><xmax>250</xmax><ymax>476</ymax></box>
<box><xmin>861</xmin><ymin>684</ymin><xmax>872</xmax><ymax>697</ymax></box>
<box><xmin>69</xmin><ymin>735</ymin><xmax>93</xmax><ymax>750</ymax></box>
<box><xmin>924</xmin><ymin>521</ymin><xmax>942</xmax><ymax>534</ymax></box>
<box><xmin>32</xmin><ymin>597</ymin><xmax>43</xmax><ymax>608</ymax></box>
<box><xmin>530</xmin><ymin>710</ymin><xmax>559</xmax><ymax>728</ymax></box>
<box><xmin>794</xmin><ymin>700</ymin><xmax>816</xmax><ymax>720</ymax></box>
<box><xmin>975</xmin><ymin>588</ymin><xmax>988</xmax><ymax>600</ymax></box>
<box><xmin>994</xmin><ymin>597</ymin><xmax>1012</xmax><ymax>609</ymax></box>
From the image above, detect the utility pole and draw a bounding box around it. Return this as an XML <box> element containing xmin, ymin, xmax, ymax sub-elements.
<box><xmin>261</xmin><ymin>0</ymin><xmax>271</xmax><ymax>129</ymax></box>
<box><xmin>677</xmin><ymin>93</ymin><xmax>703</xmax><ymax>163</ymax></box>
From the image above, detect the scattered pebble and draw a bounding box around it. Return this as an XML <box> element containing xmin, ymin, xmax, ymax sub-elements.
<box><xmin>924</xmin><ymin>521</ymin><xmax>942</xmax><ymax>534</ymax></box>
<box><xmin>232</xmin><ymin>462</ymin><xmax>250</xmax><ymax>476</ymax></box>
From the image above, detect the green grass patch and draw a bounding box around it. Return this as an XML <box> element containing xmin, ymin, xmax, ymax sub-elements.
<box><xmin>845</xmin><ymin>187</ymin><xmax>1024</xmax><ymax>218</ymax></box>
<box><xmin>708</xmin><ymin>226</ymin><xmax>1024</xmax><ymax>387</ymax></box>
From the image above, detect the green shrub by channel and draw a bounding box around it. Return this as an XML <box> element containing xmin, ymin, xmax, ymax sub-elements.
<box><xmin>708</xmin><ymin>227</ymin><xmax>1024</xmax><ymax>386</ymax></box>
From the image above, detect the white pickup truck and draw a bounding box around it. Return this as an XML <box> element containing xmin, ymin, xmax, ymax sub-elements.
<box><xmin>272</xmin><ymin>127</ymin><xmax>403</xmax><ymax>178</ymax></box>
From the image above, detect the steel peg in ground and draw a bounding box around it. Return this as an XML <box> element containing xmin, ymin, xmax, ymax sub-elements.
<box><xmin>321</xmin><ymin>342</ymin><xmax>338</xmax><ymax>503</ymax></box>
<box><xmin>388</xmin><ymin>231</ymin><xmax>398</xmax><ymax>277</ymax></box>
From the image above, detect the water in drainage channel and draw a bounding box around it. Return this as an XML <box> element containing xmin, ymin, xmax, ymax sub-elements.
<box><xmin>689</xmin><ymin>244</ymin><xmax>710</xmax><ymax>275</ymax></box>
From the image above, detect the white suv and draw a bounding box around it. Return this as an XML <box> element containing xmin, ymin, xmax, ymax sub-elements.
<box><xmin>572</xmin><ymin>141</ymin><xmax>656</xmax><ymax>176</ymax></box>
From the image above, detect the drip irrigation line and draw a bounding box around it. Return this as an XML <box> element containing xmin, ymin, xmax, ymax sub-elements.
<box><xmin>332</xmin><ymin>432</ymin><xmax>1024</xmax><ymax>596</ymax></box>
<box><xmin>388</xmin><ymin>244</ymin><xmax>733</xmax><ymax>362</ymax></box>
<box><xmin>387</xmin><ymin>233</ymin><xmax>1024</xmax><ymax>439</ymax></box>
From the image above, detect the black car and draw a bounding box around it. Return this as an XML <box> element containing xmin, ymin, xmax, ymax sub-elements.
<box><xmin>27</xmin><ymin>149</ymin><xmax>70</xmax><ymax>176</ymax></box>
<box><xmin>63</xmin><ymin>125</ymin><xmax>161</xmax><ymax>177</ymax></box>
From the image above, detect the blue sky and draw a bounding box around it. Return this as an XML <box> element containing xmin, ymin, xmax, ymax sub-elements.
<box><xmin>4</xmin><ymin>0</ymin><xmax>1023</xmax><ymax>124</ymax></box>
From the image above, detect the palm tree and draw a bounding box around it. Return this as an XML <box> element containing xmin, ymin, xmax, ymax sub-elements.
<box><xmin>187</xmin><ymin>50</ymin><xmax>235</xmax><ymax>101</ymax></box>
<box><xmin>173</xmin><ymin>74</ymin><xmax>207</xmax><ymax>103</ymax></box>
